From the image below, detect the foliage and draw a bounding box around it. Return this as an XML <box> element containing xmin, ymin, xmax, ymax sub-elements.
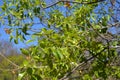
<box><xmin>0</xmin><ymin>40</ymin><xmax>25</xmax><ymax>80</ymax></box>
<box><xmin>0</xmin><ymin>0</ymin><xmax>120</xmax><ymax>80</ymax></box>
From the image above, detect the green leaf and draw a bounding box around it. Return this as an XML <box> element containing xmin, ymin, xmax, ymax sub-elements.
<box><xmin>52</xmin><ymin>51</ymin><xmax>59</xmax><ymax>59</ymax></box>
<box><xmin>95</xmin><ymin>25</ymin><xmax>101</xmax><ymax>29</ymax></box>
<box><xmin>16</xmin><ymin>29</ymin><xmax>19</xmax><ymax>38</ymax></box>
<box><xmin>20</xmin><ymin>48</ymin><xmax>29</xmax><ymax>56</ymax></box>
<box><xmin>8</xmin><ymin>15</ymin><xmax>11</xmax><ymax>25</ymax></box>
<box><xmin>117</xmin><ymin>72</ymin><xmax>120</xmax><ymax>78</ymax></box>
<box><xmin>9</xmin><ymin>35</ymin><xmax>13</xmax><ymax>42</ymax></box>
<box><xmin>101</xmin><ymin>17</ymin><xmax>107</xmax><ymax>26</ymax></box>
<box><xmin>52</xmin><ymin>47</ymin><xmax>64</xmax><ymax>59</ymax></box>
<box><xmin>1</xmin><ymin>2</ymin><xmax>7</xmax><ymax>11</ymax></box>
<box><xmin>27</xmin><ymin>67</ymin><xmax>33</xmax><ymax>75</ymax></box>
<box><xmin>26</xmin><ymin>39</ymin><xmax>34</xmax><ymax>44</ymax></box>
<box><xmin>61</xmin><ymin>48</ymin><xmax>69</xmax><ymax>58</ymax></box>
<box><xmin>14</xmin><ymin>39</ymin><xmax>18</xmax><ymax>44</ymax></box>
<box><xmin>22</xmin><ymin>35</ymin><xmax>26</xmax><ymax>40</ymax></box>
<box><xmin>18</xmin><ymin>72</ymin><xmax>26</xmax><ymax>80</ymax></box>
<box><xmin>22</xmin><ymin>26</ymin><xmax>29</xmax><ymax>35</ymax></box>
<box><xmin>23</xmin><ymin>60</ymin><xmax>29</xmax><ymax>67</ymax></box>
<box><xmin>31</xmin><ymin>46</ymin><xmax>38</xmax><ymax>55</ymax></box>
<box><xmin>57</xmin><ymin>49</ymin><xmax>64</xmax><ymax>59</ymax></box>
<box><xmin>31</xmin><ymin>74</ymin><xmax>42</xmax><ymax>80</ymax></box>
<box><xmin>100</xmin><ymin>27</ymin><xmax>107</xmax><ymax>33</ymax></box>
<box><xmin>83</xmin><ymin>74</ymin><xmax>92</xmax><ymax>80</ymax></box>
<box><xmin>94</xmin><ymin>71</ymin><xmax>99</xmax><ymax>78</ymax></box>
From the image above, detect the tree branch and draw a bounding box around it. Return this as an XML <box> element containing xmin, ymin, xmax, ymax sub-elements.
<box><xmin>86</xmin><ymin>19</ymin><xmax>109</xmax><ymax>41</ymax></box>
<box><xmin>0</xmin><ymin>52</ymin><xmax>19</xmax><ymax>68</ymax></box>
<box><xmin>43</xmin><ymin>0</ymin><xmax>106</xmax><ymax>9</ymax></box>
<box><xmin>59</xmin><ymin>47</ymin><xmax>107</xmax><ymax>80</ymax></box>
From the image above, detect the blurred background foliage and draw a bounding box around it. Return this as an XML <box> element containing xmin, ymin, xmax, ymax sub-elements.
<box><xmin>0</xmin><ymin>40</ymin><xmax>25</xmax><ymax>80</ymax></box>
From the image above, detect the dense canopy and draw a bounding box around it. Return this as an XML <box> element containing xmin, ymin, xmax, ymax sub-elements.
<box><xmin>0</xmin><ymin>0</ymin><xmax>120</xmax><ymax>80</ymax></box>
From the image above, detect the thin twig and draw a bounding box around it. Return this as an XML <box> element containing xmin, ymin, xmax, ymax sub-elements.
<box><xmin>107</xmin><ymin>21</ymin><xmax>120</xmax><ymax>27</ymax></box>
<box><xmin>110</xmin><ymin>46</ymin><xmax>120</xmax><ymax>48</ymax></box>
<box><xmin>43</xmin><ymin>0</ymin><xmax>105</xmax><ymax>9</ymax></box>
<box><xmin>0</xmin><ymin>68</ymin><xmax>20</xmax><ymax>72</ymax></box>
<box><xmin>86</xmin><ymin>19</ymin><xmax>108</xmax><ymax>41</ymax></box>
<box><xmin>0</xmin><ymin>52</ymin><xmax>19</xmax><ymax>68</ymax></box>
<box><xmin>107</xmin><ymin>40</ymin><xmax>110</xmax><ymax>58</ymax></box>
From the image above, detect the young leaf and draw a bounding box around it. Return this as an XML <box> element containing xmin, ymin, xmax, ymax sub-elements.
<box><xmin>20</xmin><ymin>48</ymin><xmax>29</xmax><ymax>56</ymax></box>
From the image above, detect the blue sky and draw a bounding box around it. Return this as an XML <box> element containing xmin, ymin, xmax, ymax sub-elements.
<box><xmin>0</xmin><ymin>0</ymin><xmax>120</xmax><ymax>51</ymax></box>
<box><xmin>0</xmin><ymin>1</ymin><xmax>41</xmax><ymax>50</ymax></box>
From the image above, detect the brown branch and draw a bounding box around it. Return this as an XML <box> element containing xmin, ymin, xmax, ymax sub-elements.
<box><xmin>107</xmin><ymin>21</ymin><xmax>120</xmax><ymax>27</ymax></box>
<box><xmin>59</xmin><ymin>47</ymin><xmax>107</xmax><ymax>80</ymax></box>
<box><xmin>0</xmin><ymin>68</ymin><xmax>20</xmax><ymax>72</ymax></box>
<box><xmin>0</xmin><ymin>52</ymin><xmax>19</xmax><ymax>68</ymax></box>
<box><xmin>107</xmin><ymin>40</ymin><xmax>110</xmax><ymax>57</ymax></box>
<box><xmin>43</xmin><ymin>0</ymin><xmax>105</xmax><ymax>9</ymax></box>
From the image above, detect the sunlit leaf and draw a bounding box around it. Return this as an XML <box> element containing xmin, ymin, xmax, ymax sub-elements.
<box><xmin>18</xmin><ymin>72</ymin><xmax>26</xmax><ymax>80</ymax></box>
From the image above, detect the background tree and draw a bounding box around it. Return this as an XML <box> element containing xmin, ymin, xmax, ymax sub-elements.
<box><xmin>0</xmin><ymin>40</ymin><xmax>25</xmax><ymax>80</ymax></box>
<box><xmin>0</xmin><ymin>0</ymin><xmax>120</xmax><ymax>80</ymax></box>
